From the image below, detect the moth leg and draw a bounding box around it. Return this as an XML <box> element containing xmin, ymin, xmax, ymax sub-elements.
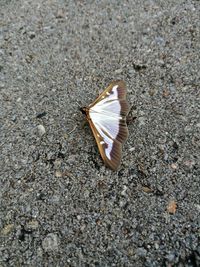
<box><xmin>81</xmin><ymin>120</ymin><xmax>87</xmax><ymax>128</ymax></box>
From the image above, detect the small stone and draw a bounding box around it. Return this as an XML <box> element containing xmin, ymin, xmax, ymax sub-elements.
<box><xmin>155</xmin><ymin>36</ymin><xmax>165</xmax><ymax>46</ymax></box>
<box><xmin>29</xmin><ymin>32</ymin><xmax>36</xmax><ymax>39</ymax></box>
<box><xmin>128</xmin><ymin>247</ymin><xmax>134</xmax><ymax>256</ymax></box>
<box><xmin>66</xmin><ymin>154</ymin><xmax>76</xmax><ymax>164</ymax></box>
<box><xmin>56</xmin><ymin>9</ymin><xmax>65</xmax><ymax>18</ymax></box>
<box><xmin>121</xmin><ymin>185</ymin><xmax>128</xmax><ymax>196</ymax></box>
<box><xmin>36</xmin><ymin>111</ymin><xmax>47</xmax><ymax>118</ymax></box>
<box><xmin>163</xmin><ymin>88</ymin><xmax>170</xmax><ymax>97</ymax></box>
<box><xmin>37</xmin><ymin>124</ymin><xmax>46</xmax><ymax>136</ymax></box>
<box><xmin>11</xmin><ymin>115</ymin><xmax>17</xmax><ymax>122</ymax></box>
<box><xmin>136</xmin><ymin>247</ymin><xmax>147</xmax><ymax>257</ymax></box>
<box><xmin>149</xmin><ymin>89</ymin><xmax>156</xmax><ymax>96</ymax></box>
<box><xmin>84</xmin><ymin>189</ymin><xmax>90</xmax><ymax>198</ymax></box>
<box><xmin>142</xmin><ymin>186</ymin><xmax>153</xmax><ymax>193</ymax></box>
<box><xmin>167</xmin><ymin>200</ymin><xmax>177</xmax><ymax>214</ymax></box>
<box><xmin>1</xmin><ymin>224</ymin><xmax>14</xmax><ymax>235</ymax></box>
<box><xmin>115</xmin><ymin>68</ymin><xmax>123</xmax><ymax>74</ymax></box>
<box><xmin>166</xmin><ymin>252</ymin><xmax>176</xmax><ymax>262</ymax></box>
<box><xmin>77</xmin><ymin>215</ymin><xmax>81</xmax><ymax>220</ymax></box>
<box><xmin>80</xmin><ymin>224</ymin><xmax>86</xmax><ymax>232</ymax></box>
<box><xmin>171</xmin><ymin>163</ymin><xmax>178</xmax><ymax>170</ymax></box>
<box><xmin>55</xmin><ymin>170</ymin><xmax>62</xmax><ymax>177</ymax></box>
<box><xmin>184</xmin><ymin>160</ymin><xmax>195</xmax><ymax>168</ymax></box>
<box><xmin>51</xmin><ymin>195</ymin><xmax>60</xmax><ymax>203</ymax></box>
<box><xmin>184</xmin><ymin>125</ymin><xmax>192</xmax><ymax>132</ymax></box>
<box><xmin>42</xmin><ymin>233</ymin><xmax>59</xmax><ymax>252</ymax></box>
<box><xmin>37</xmin><ymin>247</ymin><xmax>43</xmax><ymax>257</ymax></box>
<box><xmin>0</xmin><ymin>82</ymin><xmax>5</xmax><ymax>88</ymax></box>
<box><xmin>195</xmin><ymin>204</ymin><xmax>200</xmax><ymax>212</ymax></box>
<box><xmin>138</xmin><ymin>116</ymin><xmax>146</xmax><ymax>126</ymax></box>
<box><xmin>119</xmin><ymin>200</ymin><xmax>127</xmax><ymax>207</ymax></box>
<box><xmin>25</xmin><ymin>220</ymin><xmax>39</xmax><ymax>230</ymax></box>
<box><xmin>25</xmin><ymin>54</ymin><xmax>34</xmax><ymax>63</ymax></box>
<box><xmin>128</xmin><ymin>69</ymin><xmax>135</xmax><ymax>75</ymax></box>
<box><xmin>54</xmin><ymin>159</ymin><xmax>62</xmax><ymax>169</ymax></box>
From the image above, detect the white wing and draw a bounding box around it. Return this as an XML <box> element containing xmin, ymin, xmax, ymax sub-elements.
<box><xmin>89</xmin><ymin>110</ymin><xmax>120</xmax><ymax>137</ymax></box>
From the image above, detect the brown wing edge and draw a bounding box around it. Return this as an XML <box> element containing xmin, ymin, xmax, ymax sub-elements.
<box><xmin>115</xmin><ymin>121</ymin><xmax>129</xmax><ymax>144</ymax></box>
<box><xmin>114</xmin><ymin>97</ymin><xmax>130</xmax><ymax>143</ymax></box>
<box><xmin>106</xmin><ymin>140</ymin><xmax>123</xmax><ymax>171</ymax></box>
<box><xmin>115</xmin><ymin>80</ymin><xmax>127</xmax><ymax>100</ymax></box>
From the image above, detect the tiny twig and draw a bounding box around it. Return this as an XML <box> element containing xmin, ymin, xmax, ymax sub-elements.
<box><xmin>68</xmin><ymin>125</ymin><xmax>77</xmax><ymax>135</ymax></box>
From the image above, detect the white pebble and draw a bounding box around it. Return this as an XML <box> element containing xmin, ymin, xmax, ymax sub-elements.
<box><xmin>37</xmin><ymin>124</ymin><xmax>46</xmax><ymax>136</ymax></box>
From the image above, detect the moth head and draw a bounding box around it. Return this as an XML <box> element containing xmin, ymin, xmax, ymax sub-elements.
<box><xmin>80</xmin><ymin>106</ymin><xmax>88</xmax><ymax>115</ymax></box>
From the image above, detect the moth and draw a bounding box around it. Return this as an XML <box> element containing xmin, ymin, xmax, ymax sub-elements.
<box><xmin>80</xmin><ymin>80</ymin><xmax>130</xmax><ymax>171</ymax></box>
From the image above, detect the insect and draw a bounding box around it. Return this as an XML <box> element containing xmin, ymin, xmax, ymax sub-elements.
<box><xmin>80</xmin><ymin>80</ymin><xmax>130</xmax><ymax>171</ymax></box>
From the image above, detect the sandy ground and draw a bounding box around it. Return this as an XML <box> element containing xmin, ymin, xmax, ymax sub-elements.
<box><xmin>0</xmin><ymin>0</ymin><xmax>199</xmax><ymax>266</ymax></box>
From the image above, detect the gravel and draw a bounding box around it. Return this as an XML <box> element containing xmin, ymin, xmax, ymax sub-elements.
<box><xmin>0</xmin><ymin>0</ymin><xmax>199</xmax><ymax>266</ymax></box>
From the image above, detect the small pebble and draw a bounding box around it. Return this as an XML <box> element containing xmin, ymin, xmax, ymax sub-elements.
<box><xmin>149</xmin><ymin>89</ymin><xmax>156</xmax><ymax>96</ymax></box>
<box><xmin>36</xmin><ymin>111</ymin><xmax>47</xmax><ymax>118</ymax></box>
<box><xmin>121</xmin><ymin>185</ymin><xmax>128</xmax><ymax>196</ymax></box>
<box><xmin>138</xmin><ymin>116</ymin><xmax>146</xmax><ymax>126</ymax></box>
<box><xmin>29</xmin><ymin>31</ymin><xmax>36</xmax><ymax>39</ymax></box>
<box><xmin>56</xmin><ymin>9</ymin><xmax>65</xmax><ymax>18</ymax></box>
<box><xmin>37</xmin><ymin>124</ymin><xmax>46</xmax><ymax>136</ymax></box>
<box><xmin>0</xmin><ymin>77</ymin><xmax>5</xmax><ymax>87</ymax></box>
<box><xmin>42</xmin><ymin>233</ymin><xmax>59</xmax><ymax>252</ymax></box>
<box><xmin>195</xmin><ymin>204</ymin><xmax>200</xmax><ymax>212</ymax></box>
<box><xmin>115</xmin><ymin>68</ymin><xmax>123</xmax><ymax>74</ymax></box>
<box><xmin>25</xmin><ymin>220</ymin><xmax>39</xmax><ymax>230</ymax></box>
<box><xmin>171</xmin><ymin>163</ymin><xmax>178</xmax><ymax>170</ymax></box>
<box><xmin>54</xmin><ymin>159</ymin><xmax>62</xmax><ymax>169</ymax></box>
<box><xmin>1</xmin><ymin>224</ymin><xmax>14</xmax><ymax>235</ymax></box>
<box><xmin>84</xmin><ymin>189</ymin><xmax>90</xmax><ymax>198</ymax></box>
<box><xmin>55</xmin><ymin>170</ymin><xmax>62</xmax><ymax>177</ymax></box>
<box><xmin>167</xmin><ymin>200</ymin><xmax>177</xmax><ymax>214</ymax></box>
<box><xmin>136</xmin><ymin>247</ymin><xmax>147</xmax><ymax>257</ymax></box>
<box><xmin>184</xmin><ymin>160</ymin><xmax>195</xmax><ymax>168</ymax></box>
<box><xmin>77</xmin><ymin>215</ymin><xmax>81</xmax><ymax>220</ymax></box>
<box><xmin>166</xmin><ymin>252</ymin><xmax>176</xmax><ymax>262</ymax></box>
<box><xmin>142</xmin><ymin>186</ymin><xmax>153</xmax><ymax>193</ymax></box>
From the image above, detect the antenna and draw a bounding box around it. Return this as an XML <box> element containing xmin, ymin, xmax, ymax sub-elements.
<box><xmin>76</xmin><ymin>101</ymin><xmax>82</xmax><ymax>108</ymax></box>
